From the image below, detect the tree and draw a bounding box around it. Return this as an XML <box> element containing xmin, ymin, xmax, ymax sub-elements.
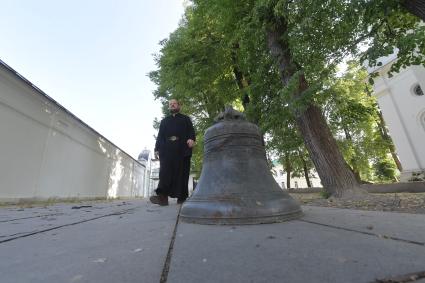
<box><xmin>284</xmin><ymin>0</ymin><xmax>425</xmax><ymax>77</ymax></box>
<box><xmin>231</xmin><ymin>0</ymin><xmax>423</xmax><ymax>191</ymax></box>
<box><xmin>323</xmin><ymin>62</ymin><xmax>399</xmax><ymax>183</ymax></box>
<box><xmin>191</xmin><ymin>0</ymin><xmax>363</xmax><ymax>197</ymax></box>
<box><xmin>365</xmin><ymin>88</ymin><xmax>403</xmax><ymax>172</ymax></box>
<box><xmin>150</xmin><ymin>0</ymin><xmax>424</xmax><ymax>197</ymax></box>
<box><xmin>149</xmin><ymin>6</ymin><xmax>242</xmax><ymax>174</ymax></box>
<box><xmin>255</xmin><ymin>1</ymin><xmax>362</xmax><ymax>197</ymax></box>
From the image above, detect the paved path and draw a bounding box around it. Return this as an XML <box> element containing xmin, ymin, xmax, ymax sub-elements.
<box><xmin>0</xmin><ymin>200</ymin><xmax>179</xmax><ymax>283</ymax></box>
<box><xmin>1</xmin><ymin>200</ymin><xmax>424</xmax><ymax>283</ymax></box>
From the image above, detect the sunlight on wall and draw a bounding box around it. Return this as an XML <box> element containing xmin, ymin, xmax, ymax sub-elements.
<box><xmin>107</xmin><ymin>149</ymin><xmax>124</xmax><ymax>199</ymax></box>
<box><xmin>98</xmin><ymin>138</ymin><xmax>110</xmax><ymax>158</ymax></box>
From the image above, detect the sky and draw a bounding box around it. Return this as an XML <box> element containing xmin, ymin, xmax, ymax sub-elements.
<box><xmin>0</xmin><ymin>0</ymin><xmax>185</xmax><ymax>159</ymax></box>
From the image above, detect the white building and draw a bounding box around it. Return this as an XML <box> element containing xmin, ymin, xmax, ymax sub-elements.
<box><xmin>367</xmin><ymin>53</ymin><xmax>425</xmax><ymax>181</ymax></box>
<box><xmin>271</xmin><ymin>161</ymin><xmax>322</xmax><ymax>189</ymax></box>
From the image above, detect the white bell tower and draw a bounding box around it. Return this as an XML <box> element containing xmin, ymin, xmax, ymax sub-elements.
<box><xmin>368</xmin><ymin>53</ymin><xmax>425</xmax><ymax>181</ymax></box>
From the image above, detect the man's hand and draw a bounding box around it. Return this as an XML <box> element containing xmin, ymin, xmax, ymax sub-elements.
<box><xmin>187</xmin><ymin>139</ymin><xmax>195</xmax><ymax>148</ymax></box>
<box><xmin>154</xmin><ymin>151</ymin><xmax>159</xmax><ymax>160</ymax></box>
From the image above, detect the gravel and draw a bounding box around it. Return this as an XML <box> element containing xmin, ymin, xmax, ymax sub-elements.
<box><xmin>290</xmin><ymin>192</ymin><xmax>425</xmax><ymax>214</ymax></box>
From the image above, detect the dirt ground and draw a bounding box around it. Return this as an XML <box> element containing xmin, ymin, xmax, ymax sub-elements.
<box><xmin>289</xmin><ymin>192</ymin><xmax>425</xmax><ymax>214</ymax></box>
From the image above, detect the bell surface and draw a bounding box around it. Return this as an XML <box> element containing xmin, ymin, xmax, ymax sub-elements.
<box><xmin>180</xmin><ymin>107</ymin><xmax>302</xmax><ymax>225</ymax></box>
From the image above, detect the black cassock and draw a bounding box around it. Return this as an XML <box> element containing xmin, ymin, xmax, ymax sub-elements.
<box><xmin>154</xmin><ymin>113</ymin><xmax>196</xmax><ymax>200</ymax></box>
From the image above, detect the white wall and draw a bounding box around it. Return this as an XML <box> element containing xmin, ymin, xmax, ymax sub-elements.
<box><xmin>372</xmin><ymin>62</ymin><xmax>425</xmax><ymax>180</ymax></box>
<box><xmin>0</xmin><ymin>61</ymin><xmax>146</xmax><ymax>202</ymax></box>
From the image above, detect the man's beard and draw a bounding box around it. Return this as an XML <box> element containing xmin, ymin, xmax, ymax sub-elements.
<box><xmin>169</xmin><ymin>108</ymin><xmax>179</xmax><ymax>114</ymax></box>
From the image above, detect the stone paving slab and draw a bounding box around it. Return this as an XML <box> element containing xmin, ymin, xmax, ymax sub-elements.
<box><xmin>302</xmin><ymin>206</ymin><xmax>425</xmax><ymax>244</ymax></box>
<box><xmin>167</xmin><ymin>206</ymin><xmax>425</xmax><ymax>283</ymax></box>
<box><xmin>0</xmin><ymin>199</ymin><xmax>180</xmax><ymax>283</ymax></box>
<box><xmin>0</xmin><ymin>201</ymin><xmax>140</xmax><ymax>243</ymax></box>
<box><xmin>0</xmin><ymin>201</ymin><xmax>128</xmax><ymax>220</ymax></box>
<box><xmin>1</xmin><ymin>201</ymin><xmax>425</xmax><ymax>283</ymax></box>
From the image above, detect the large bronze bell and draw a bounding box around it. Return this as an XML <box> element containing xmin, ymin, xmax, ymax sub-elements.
<box><xmin>180</xmin><ymin>107</ymin><xmax>302</xmax><ymax>224</ymax></box>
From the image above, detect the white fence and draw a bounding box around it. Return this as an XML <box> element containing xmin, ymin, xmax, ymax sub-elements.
<box><xmin>0</xmin><ymin>60</ymin><xmax>147</xmax><ymax>203</ymax></box>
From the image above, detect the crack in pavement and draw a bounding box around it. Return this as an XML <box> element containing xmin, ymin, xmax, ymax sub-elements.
<box><xmin>0</xmin><ymin>208</ymin><xmax>136</xmax><ymax>244</ymax></box>
<box><xmin>298</xmin><ymin>219</ymin><xmax>425</xmax><ymax>247</ymax></box>
<box><xmin>0</xmin><ymin>213</ymin><xmax>65</xmax><ymax>223</ymax></box>
<box><xmin>0</xmin><ymin>231</ymin><xmax>37</xmax><ymax>238</ymax></box>
<box><xmin>160</xmin><ymin>205</ymin><xmax>182</xmax><ymax>283</ymax></box>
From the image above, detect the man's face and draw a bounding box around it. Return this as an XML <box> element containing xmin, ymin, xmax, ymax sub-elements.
<box><xmin>168</xmin><ymin>99</ymin><xmax>181</xmax><ymax>113</ymax></box>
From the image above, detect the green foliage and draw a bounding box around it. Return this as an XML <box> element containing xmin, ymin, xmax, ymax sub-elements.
<box><xmin>149</xmin><ymin>0</ymin><xmax>421</xmax><ymax>183</ymax></box>
<box><xmin>280</xmin><ymin>0</ymin><xmax>425</xmax><ymax>78</ymax></box>
<box><xmin>323</xmin><ymin>62</ymin><xmax>399</xmax><ymax>182</ymax></box>
<box><xmin>373</xmin><ymin>158</ymin><xmax>397</xmax><ymax>182</ymax></box>
<box><xmin>149</xmin><ymin>3</ymin><xmax>246</xmax><ymax>172</ymax></box>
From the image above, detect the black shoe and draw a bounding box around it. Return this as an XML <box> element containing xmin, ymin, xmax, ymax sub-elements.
<box><xmin>177</xmin><ymin>199</ymin><xmax>186</xmax><ymax>204</ymax></box>
<box><xmin>150</xmin><ymin>195</ymin><xmax>169</xmax><ymax>206</ymax></box>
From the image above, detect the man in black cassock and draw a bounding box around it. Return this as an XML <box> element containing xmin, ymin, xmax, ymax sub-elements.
<box><xmin>150</xmin><ymin>99</ymin><xmax>196</xmax><ymax>206</ymax></box>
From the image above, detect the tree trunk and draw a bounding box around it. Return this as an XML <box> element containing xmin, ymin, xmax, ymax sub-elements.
<box><xmin>366</xmin><ymin>88</ymin><xmax>403</xmax><ymax>172</ymax></box>
<box><xmin>366</xmin><ymin>87</ymin><xmax>403</xmax><ymax>171</ymax></box>
<box><xmin>232</xmin><ymin>65</ymin><xmax>250</xmax><ymax>110</ymax></box>
<box><xmin>301</xmin><ymin>155</ymin><xmax>312</xmax><ymax>188</ymax></box>
<box><xmin>285</xmin><ymin>156</ymin><xmax>291</xmax><ymax>189</ymax></box>
<box><xmin>376</xmin><ymin>109</ymin><xmax>403</xmax><ymax>171</ymax></box>
<box><xmin>343</xmin><ymin>126</ymin><xmax>363</xmax><ymax>183</ymax></box>
<box><xmin>295</xmin><ymin>104</ymin><xmax>361</xmax><ymax>196</ymax></box>
<box><xmin>402</xmin><ymin>0</ymin><xmax>425</xmax><ymax>22</ymax></box>
<box><xmin>231</xmin><ymin>43</ymin><xmax>251</xmax><ymax>112</ymax></box>
<box><xmin>266</xmin><ymin>25</ymin><xmax>361</xmax><ymax>197</ymax></box>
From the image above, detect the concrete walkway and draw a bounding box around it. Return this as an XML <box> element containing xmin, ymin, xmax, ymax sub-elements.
<box><xmin>1</xmin><ymin>199</ymin><xmax>424</xmax><ymax>283</ymax></box>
